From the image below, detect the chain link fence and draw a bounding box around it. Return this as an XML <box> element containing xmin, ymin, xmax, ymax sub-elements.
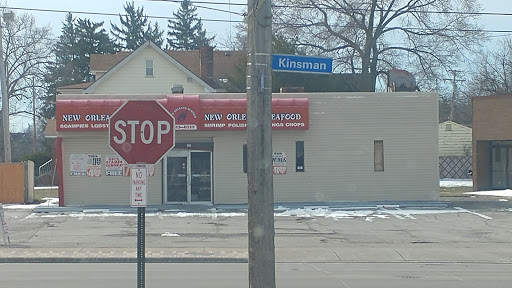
<box><xmin>439</xmin><ymin>156</ymin><xmax>472</xmax><ymax>179</ymax></box>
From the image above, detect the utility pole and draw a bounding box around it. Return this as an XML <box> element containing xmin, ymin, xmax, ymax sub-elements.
<box><xmin>32</xmin><ymin>78</ymin><xmax>36</xmax><ymax>153</ymax></box>
<box><xmin>446</xmin><ymin>70</ymin><xmax>464</xmax><ymax>123</ymax></box>
<box><xmin>0</xmin><ymin>12</ymin><xmax>13</xmax><ymax>163</ymax></box>
<box><xmin>246</xmin><ymin>0</ymin><xmax>276</xmax><ymax>286</ymax></box>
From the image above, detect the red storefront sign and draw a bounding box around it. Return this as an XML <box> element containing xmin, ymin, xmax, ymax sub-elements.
<box><xmin>56</xmin><ymin>96</ymin><xmax>309</xmax><ymax>131</ymax></box>
<box><xmin>200</xmin><ymin>98</ymin><xmax>308</xmax><ymax>130</ymax></box>
<box><xmin>165</xmin><ymin>95</ymin><xmax>201</xmax><ymax>131</ymax></box>
<box><xmin>56</xmin><ymin>99</ymin><xmax>125</xmax><ymax>131</ymax></box>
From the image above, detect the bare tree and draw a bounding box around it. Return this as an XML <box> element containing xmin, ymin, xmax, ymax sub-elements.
<box><xmin>273</xmin><ymin>0</ymin><xmax>486</xmax><ymax>91</ymax></box>
<box><xmin>466</xmin><ymin>38</ymin><xmax>512</xmax><ymax>97</ymax></box>
<box><xmin>3</xmin><ymin>12</ymin><xmax>53</xmax><ymax>123</ymax></box>
<box><xmin>0</xmin><ymin>12</ymin><xmax>53</xmax><ymax>160</ymax></box>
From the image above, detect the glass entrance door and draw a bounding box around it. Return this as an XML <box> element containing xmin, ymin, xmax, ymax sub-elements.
<box><xmin>190</xmin><ymin>152</ymin><xmax>212</xmax><ymax>202</ymax></box>
<box><xmin>491</xmin><ymin>142</ymin><xmax>512</xmax><ymax>190</ymax></box>
<box><xmin>166</xmin><ymin>150</ymin><xmax>212</xmax><ymax>203</ymax></box>
<box><xmin>167</xmin><ymin>157</ymin><xmax>188</xmax><ymax>202</ymax></box>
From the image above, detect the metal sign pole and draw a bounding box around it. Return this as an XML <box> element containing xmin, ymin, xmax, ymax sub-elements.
<box><xmin>137</xmin><ymin>206</ymin><xmax>145</xmax><ymax>288</ymax></box>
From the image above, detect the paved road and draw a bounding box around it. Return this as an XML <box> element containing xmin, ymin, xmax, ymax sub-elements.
<box><xmin>1</xmin><ymin>199</ymin><xmax>512</xmax><ymax>264</ymax></box>
<box><xmin>1</xmin><ymin>263</ymin><xmax>511</xmax><ymax>288</ymax></box>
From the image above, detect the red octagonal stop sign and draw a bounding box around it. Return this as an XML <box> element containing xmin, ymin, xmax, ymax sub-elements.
<box><xmin>109</xmin><ymin>100</ymin><xmax>175</xmax><ymax>164</ymax></box>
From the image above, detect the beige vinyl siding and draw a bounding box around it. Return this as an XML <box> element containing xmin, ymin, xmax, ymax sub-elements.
<box><xmin>92</xmin><ymin>46</ymin><xmax>207</xmax><ymax>94</ymax></box>
<box><xmin>277</xmin><ymin>93</ymin><xmax>438</xmax><ymax>202</ymax></box>
<box><xmin>59</xmin><ymin>92</ymin><xmax>438</xmax><ymax>205</ymax></box>
<box><xmin>61</xmin><ymin>131</ymin><xmax>163</xmax><ymax>206</ymax></box>
<box><xmin>211</xmin><ymin>131</ymin><xmax>249</xmax><ymax>204</ymax></box>
<box><xmin>438</xmin><ymin>121</ymin><xmax>472</xmax><ymax>156</ymax></box>
<box><xmin>214</xmin><ymin>92</ymin><xmax>439</xmax><ymax>203</ymax></box>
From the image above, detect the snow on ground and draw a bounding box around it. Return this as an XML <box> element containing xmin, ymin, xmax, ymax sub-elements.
<box><xmin>273</xmin><ymin>206</ymin><xmax>492</xmax><ymax>220</ymax></box>
<box><xmin>465</xmin><ymin>190</ymin><xmax>512</xmax><ymax>198</ymax></box>
<box><xmin>3</xmin><ymin>203</ymin><xmax>40</xmax><ymax>210</ymax></box>
<box><xmin>18</xmin><ymin>206</ymin><xmax>497</xmax><ymax>221</ymax></box>
<box><xmin>440</xmin><ymin>179</ymin><xmax>473</xmax><ymax>187</ymax></box>
<box><xmin>3</xmin><ymin>198</ymin><xmax>59</xmax><ymax>210</ymax></box>
<box><xmin>34</xmin><ymin>186</ymin><xmax>58</xmax><ymax>190</ymax></box>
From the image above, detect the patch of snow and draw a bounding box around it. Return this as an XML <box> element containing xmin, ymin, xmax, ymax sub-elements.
<box><xmin>440</xmin><ymin>179</ymin><xmax>473</xmax><ymax>187</ymax></box>
<box><xmin>34</xmin><ymin>186</ymin><xmax>58</xmax><ymax>190</ymax></box>
<box><xmin>3</xmin><ymin>204</ymin><xmax>39</xmax><ymax>209</ymax></box>
<box><xmin>464</xmin><ymin>190</ymin><xmax>512</xmax><ymax>198</ymax></box>
<box><xmin>170</xmin><ymin>212</ymin><xmax>245</xmax><ymax>217</ymax></box>
<box><xmin>161</xmin><ymin>232</ymin><xmax>179</xmax><ymax>237</ymax></box>
<box><xmin>38</xmin><ymin>198</ymin><xmax>59</xmax><ymax>207</ymax></box>
<box><xmin>499</xmin><ymin>199</ymin><xmax>509</xmax><ymax>202</ymax></box>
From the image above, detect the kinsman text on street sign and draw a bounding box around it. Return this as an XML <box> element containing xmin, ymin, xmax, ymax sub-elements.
<box><xmin>272</xmin><ymin>54</ymin><xmax>333</xmax><ymax>74</ymax></box>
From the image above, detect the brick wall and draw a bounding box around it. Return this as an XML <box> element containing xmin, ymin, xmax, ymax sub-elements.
<box><xmin>472</xmin><ymin>95</ymin><xmax>512</xmax><ymax>190</ymax></box>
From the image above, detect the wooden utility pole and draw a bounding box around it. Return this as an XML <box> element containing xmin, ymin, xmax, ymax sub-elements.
<box><xmin>446</xmin><ymin>70</ymin><xmax>464</xmax><ymax>122</ymax></box>
<box><xmin>246</xmin><ymin>0</ymin><xmax>276</xmax><ymax>286</ymax></box>
<box><xmin>0</xmin><ymin>13</ymin><xmax>12</xmax><ymax>163</ymax></box>
<box><xmin>32</xmin><ymin>78</ymin><xmax>36</xmax><ymax>153</ymax></box>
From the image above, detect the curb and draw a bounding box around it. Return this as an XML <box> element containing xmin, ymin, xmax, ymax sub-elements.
<box><xmin>0</xmin><ymin>257</ymin><xmax>248</xmax><ymax>264</ymax></box>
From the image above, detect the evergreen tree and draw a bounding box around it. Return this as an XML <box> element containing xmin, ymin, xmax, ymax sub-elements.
<box><xmin>53</xmin><ymin>13</ymin><xmax>81</xmax><ymax>85</ymax></box>
<box><xmin>111</xmin><ymin>1</ymin><xmax>164</xmax><ymax>50</ymax></box>
<box><xmin>167</xmin><ymin>0</ymin><xmax>215</xmax><ymax>50</ymax></box>
<box><xmin>76</xmin><ymin>18</ymin><xmax>116</xmax><ymax>79</ymax></box>
<box><xmin>145</xmin><ymin>22</ymin><xmax>165</xmax><ymax>48</ymax></box>
<box><xmin>43</xmin><ymin>14</ymin><xmax>115</xmax><ymax>119</ymax></box>
<box><xmin>42</xmin><ymin>13</ymin><xmax>80</xmax><ymax>120</ymax></box>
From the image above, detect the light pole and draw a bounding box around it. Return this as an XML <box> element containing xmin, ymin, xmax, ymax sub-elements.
<box><xmin>0</xmin><ymin>11</ymin><xmax>13</xmax><ymax>163</ymax></box>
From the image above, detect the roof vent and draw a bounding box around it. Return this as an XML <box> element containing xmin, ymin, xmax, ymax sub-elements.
<box><xmin>171</xmin><ymin>84</ymin><xmax>184</xmax><ymax>94</ymax></box>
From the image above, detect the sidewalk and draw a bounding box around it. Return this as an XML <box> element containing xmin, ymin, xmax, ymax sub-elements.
<box><xmin>2</xmin><ymin>246</ymin><xmax>512</xmax><ymax>264</ymax></box>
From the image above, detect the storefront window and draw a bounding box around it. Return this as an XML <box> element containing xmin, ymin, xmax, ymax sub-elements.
<box><xmin>296</xmin><ymin>141</ymin><xmax>304</xmax><ymax>172</ymax></box>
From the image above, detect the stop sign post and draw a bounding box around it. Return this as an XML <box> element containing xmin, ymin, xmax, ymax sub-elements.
<box><xmin>108</xmin><ymin>99</ymin><xmax>175</xmax><ymax>288</ymax></box>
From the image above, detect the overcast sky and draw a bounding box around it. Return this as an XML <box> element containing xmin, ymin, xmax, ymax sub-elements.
<box><xmin>6</xmin><ymin>0</ymin><xmax>512</xmax><ymax>131</ymax></box>
<box><xmin>11</xmin><ymin>0</ymin><xmax>246</xmax><ymax>48</ymax></box>
<box><xmin>10</xmin><ymin>0</ymin><xmax>512</xmax><ymax>47</ymax></box>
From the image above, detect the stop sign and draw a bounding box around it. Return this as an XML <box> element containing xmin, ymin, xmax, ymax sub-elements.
<box><xmin>109</xmin><ymin>100</ymin><xmax>175</xmax><ymax>164</ymax></box>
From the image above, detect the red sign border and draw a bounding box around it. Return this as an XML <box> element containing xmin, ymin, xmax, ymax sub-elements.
<box><xmin>108</xmin><ymin>100</ymin><xmax>176</xmax><ymax>165</ymax></box>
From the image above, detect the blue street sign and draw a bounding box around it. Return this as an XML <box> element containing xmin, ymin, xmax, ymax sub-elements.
<box><xmin>272</xmin><ymin>54</ymin><xmax>333</xmax><ymax>74</ymax></box>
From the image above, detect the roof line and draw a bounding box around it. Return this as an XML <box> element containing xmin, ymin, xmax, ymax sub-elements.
<box><xmin>85</xmin><ymin>41</ymin><xmax>216</xmax><ymax>94</ymax></box>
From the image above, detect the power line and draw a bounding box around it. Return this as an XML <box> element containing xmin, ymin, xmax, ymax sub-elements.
<box><xmin>147</xmin><ymin>1</ymin><xmax>512</xmax><ymax>17</ymax></box>
<box><xmin>4</xmin><ymin>5</ymin><xmax>512</xmax><ymax>33</ymax></box>
<box><xmin>0</xmin><ymin>6</ymin><xmax>245</xmax><ymax>22</ymax></box>
<box><xmin>144</xmin><ymin>0</ymin><xmax>246</xmax><ymax>16</ymax></box>
<box><xmin>146</xmin><ymin>0</ymin><xmax>246</xmax><ymax>6</ymax></box>
<box><xmin>7</xmin><ymin>3</ymin><xmax>512</xmax><ymax>18</ymax></box>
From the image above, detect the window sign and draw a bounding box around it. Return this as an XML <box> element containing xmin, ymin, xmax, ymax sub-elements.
<box><xmin>105</xmin><ymin>155</ymin><xmax>125</xmax><ymax>176</ymax></box>
<box><xmin>87</xmin><ymin>154</ymin><xmax>102</xmax><ymax>177</ymax></box>
<box><xmin>70</xmin><ymin>154</ymin><xmax>87</xmax><ymax>176</ymax></box>
<box><xmin>273</xmin><ymin>152</ymin><xmax>287</xmax><ymax>175</ymax></box>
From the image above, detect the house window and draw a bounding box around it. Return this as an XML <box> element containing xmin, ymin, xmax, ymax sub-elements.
<box><xmin>296</xmin><ymin>141</ymin><xmax>305</xmax><ymax>172</ymax></box>
<box><xmin>445</xmin><ymin>123</ymin><xmax>452</xmax><ymax>131</ymax></box>
<box><xmin>243</xmin><ymin>144</ymin><xmax>247</xmax><ymax>173</ymax></box>
<box><xmin>374</xmin><ymin>140</ymin><xmax>384</xmax><ymax>171</ymax></box>
<box><xmin>145</xmin><ymin>59</ymin><xmax>154</xmax><ymax>77</ymax></box>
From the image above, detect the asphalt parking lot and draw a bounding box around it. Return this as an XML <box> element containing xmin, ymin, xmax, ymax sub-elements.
<box><xmin>1</xmin><ymin>196</ymin><xmax>511</xmax><ymax>263</ymax></box>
